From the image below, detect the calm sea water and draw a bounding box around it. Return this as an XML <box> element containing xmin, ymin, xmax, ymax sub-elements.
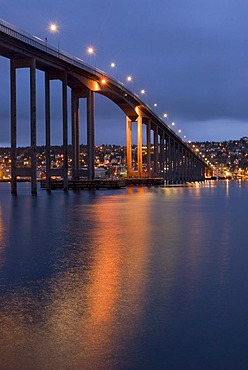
<box><xmin>0</xmin><ymin>181</ymin><xmax>248</xmax><ymax>370</ymax></box>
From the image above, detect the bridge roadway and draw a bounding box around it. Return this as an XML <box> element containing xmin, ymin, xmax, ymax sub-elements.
<box><xmin>0</xmin><ymin>18</ymin><xmax>210</xmax><ymax>193</ymax></box>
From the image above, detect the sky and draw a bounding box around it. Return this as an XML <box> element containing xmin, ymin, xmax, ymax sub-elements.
<box><xmin>0</xmin><ymin>0</ymin><xmax>247</xmax><ymax>146</ymax></box>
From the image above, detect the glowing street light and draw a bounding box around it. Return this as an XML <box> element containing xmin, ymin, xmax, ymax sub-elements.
<box><xmin>110</xmin><ymin>62</ymin><xmax>116</xmax><ymax>68</ymax></box>
<box><xmin>87</xmin><ymin>46</ymin><xmax>96</xmax><ymax>67</ymax></box>
<box><xmin>87</xmin><ymin>46</ymin><xmax>95</xmax><ymax>55</ymax></box>
<box><xmin>154</xmin><ymin>103</ymin><xmax>158</xmax><ymax>107</ymax></box>
<box><xmin>49</xmin><ymin>23</ymin><xmax>58</xmax><ymax>32</ymax></box>
<box><xmin>178</xmin><ymin>129</ymin><xmax>182</xmax><ymax>133</ymax></box>
<box><xmin>141</xmin><ymin>89</ymin><xmax>145</xmax><ymax>94</ymax></box>
<box><xmin>127</xmin><ymin>75</ymin><xmax>132</xmax><ymax>82</ymax></box>
<box><xmin>171</xmin><ymin>122</ymin><xmax>175</xmax><ymax>126</ymax></box>
<box><xmin>163</xmin><ymin>113</ymin><xmax>168</xmax><ymax>119</ymax></box>
<box><xmin>49</xmin><ymin>23</ymin><xmax>60</xmax><ymax>54</ymax></box>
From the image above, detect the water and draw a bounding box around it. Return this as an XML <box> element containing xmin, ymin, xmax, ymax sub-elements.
<box><xmin>0</xmin><ymin>181</ymin><xmax>248</xmax><ymax>370</ymax></box>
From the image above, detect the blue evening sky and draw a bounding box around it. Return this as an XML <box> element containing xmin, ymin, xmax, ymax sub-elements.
<box><xmin>0</xmin><ymin>0</ymin><xmax>247</xmax><ymax>146</ymax></box>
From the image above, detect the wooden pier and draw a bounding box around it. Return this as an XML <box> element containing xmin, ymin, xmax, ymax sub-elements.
<box><xmin>40</xmin><ymin>178</ymin><xmax>164</xmax><ymax>190</ymax></box>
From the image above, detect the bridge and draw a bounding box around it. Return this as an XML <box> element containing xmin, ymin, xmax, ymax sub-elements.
<box><xmin>0</xmin><ymin>18</ymin><xmax>211</xmax><ymax>193</ymax></box>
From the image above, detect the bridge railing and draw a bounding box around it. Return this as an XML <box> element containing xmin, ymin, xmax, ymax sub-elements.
<box><xmin>0</xmin><ymin>18</ymin><xmax>107</xmax><ymax>77</ymax></box>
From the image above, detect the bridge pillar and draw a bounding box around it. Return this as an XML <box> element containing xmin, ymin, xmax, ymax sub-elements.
<box><xmin>175</xmin><ymin>142</ymin><xmax>178</xmax><ymax>182</ymax></box>
<box><xmin>193</xmin><ymin>158</ymin><xmax>197</xmax><ymax>180</ymax></box>
<box><xmin>168</xmin><ymin>137</ymin><xmax>174</xmax><ymax>183</ymax></box>
<box><xmin>45</xmin><ymin>72</ymin><xmax>51</xmax><ymax>191</ymax></box>
<box><xmin>87</xmin><ymin>90</ymin><xmax>95</xmax><ymax>180</ymax></box>
<box><xmin>189</xmin><ymin>155</ymin><xmax>193</xmax><ymax>181</ymax></box>
<box><xmin>159</xmin><ymin>131</ymin><xmax>165</xmax><ymax>179</ymax></box>
<box><xmin>10</xmin><ymin>60</ymin><xmax>17</xmax><ymax>194</ymax></box>
<box><xmin>166</xmin><ymin>137</ymin><xmax>169</xmax><ymax>183</ymax></box>
<box><xmin>126</xmin><ymin>117</ymin><xmax>132</xmax><ymax>178</ymax></box>
<box><xmin>137</xmin><ymin>112</ymin><xmax>143</xmax><ymax>178</ymax></box>
<box><xmin>146</xmin><ymin>120</ymin><xmax>151</xmax><ymax>178</ymax></box>
<box><xmin>154</xmin><ymin>125</ymin><xmax>158</xmax><ymax>177</ymax></box>
<box><xmin>30</xmin><ymin>59</ymin><xmax>37</xmax><ymax>194</ymax></box>
<box><xmin>62</xmin><ymin>72</ymin><xmax>68</xmax><ymax>191</ymax></box>
<box><xmin>10</xmin><ymin>58</ymin><xmax>37</xmax><ymax>194</ymax></box>
<box><xmin>71</xmin><ymin>91</ymin><xmax>80</xmax><ymax>179</ymax></box>
<box><xmin>179</xmin><ymin>145</ymin><xmax>182</xmax><ymax>182</ymax></box>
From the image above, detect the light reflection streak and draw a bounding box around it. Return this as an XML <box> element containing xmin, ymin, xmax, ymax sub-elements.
<box><xmin>0</xmin><ymin>205</ymin><xmax>5</xmax><ymax>268</ymax></box>
<box><xmin>0</xmin><ymin>191</ymin><xmax>154</xmax><ymax>369</ymax></box>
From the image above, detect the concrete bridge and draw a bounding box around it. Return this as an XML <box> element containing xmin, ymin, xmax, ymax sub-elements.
<box><xmin>0</xmin><ymin>18</ymin><xmax>210</xmax><ymax>193</ymax></box>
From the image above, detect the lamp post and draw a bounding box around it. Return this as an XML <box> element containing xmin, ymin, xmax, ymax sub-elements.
<box><xmin>87</xmin><ymin>47</ymin><xmax>96</xmax><ymax>68</ymax></box>
<box><xmin>49</xmin><ymin>23</ymin><xmax>60</xmax><ymax>55</ymax></box>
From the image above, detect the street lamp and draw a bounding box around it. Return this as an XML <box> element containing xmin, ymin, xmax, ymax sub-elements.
<box><xmin>87</xmin><ymin>46</ymin><xmax>96</xmax><ymax>67</ymax></box>
<box><xmin>49</xmin><ymin>23</ymin><xmax>60</xmax><ymax>54</ymax></box>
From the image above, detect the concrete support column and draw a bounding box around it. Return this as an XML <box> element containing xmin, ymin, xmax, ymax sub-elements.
<box><xmin>137</xmin><ymin>113</ymin><xmax>143</xmax><ymax>178</ymax></box>
<box><xmin>126</xmin><ymin>117</ymin><xmax>132</xmax><ymax>178</ymax></box>
<box><xmin>160</xmin><ymin>131</ymin><xmax>165</xmax><ymax>179</ymax></box>
<box><xmin>179</xmin><ymin>145</ymin><xmax>182</xmax><ymax>182</ymax></box>
<box><xmin>62</xmin><ymin>72</ymin><xmax>68</xmax><ymax>190</ymax></box>
<box><xmin>30</xmin><ymin>60</ymin><xmax>37</xmax><ymax>194</ymax></box>
<box><xmin>193</xmin><ymin>158</ymin><xmax>196</xmax><ymax>180</ymax></box>
<box><xmin>168</xmin><ymin>138</ymin><xmax>173</xmax><ymax>183</ymax></box>
<box><xmin>184</xmin><ymin>151</ymin><xmax>187</xmax><ymax>182</ymax></box>
<box><xmin>154</xmin><ymin>125</ymin><xmax>158</xmax><ymax>177</ymax></box>
<box><xmin>189</xmin><ymin>155</ymin><xmax>193</xmax><ymax>180</ymax></box>
<box><xmin>45</xmin><ymin>72</ymin><xmax>51</xmax><ymax>191</ymax></box>
<box><xmin>71</xmin><ymin>92</ymin><xmax>80</xmax><ymax>179</ymax></box>
<box><xmin>10</xmin><ymin>60</ymin><xmax>17</xmax><ymax>194</ymax></box>
<box><xmin>175</xmin><ymin>144</ymin><xmax>178</xmax><ymax>182</ymax></box>
<box><xmin>87</xmin><ymin>90</ymin><xmax>95</xmax><ymax>180</ymax></box>
<box><xmin>146</xmin><ymin>120</ymin><xmax>151</xmax><ymax>178</ymax></box>
<box><xmin>164</xmin><ymin>136</ymin><xmax>168</xmax><ymax>184</ymax></box>
<box><xmin>181</xmin><ymin>147</ymin><xmax>186</xmax><ymax>182</ymax></box>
